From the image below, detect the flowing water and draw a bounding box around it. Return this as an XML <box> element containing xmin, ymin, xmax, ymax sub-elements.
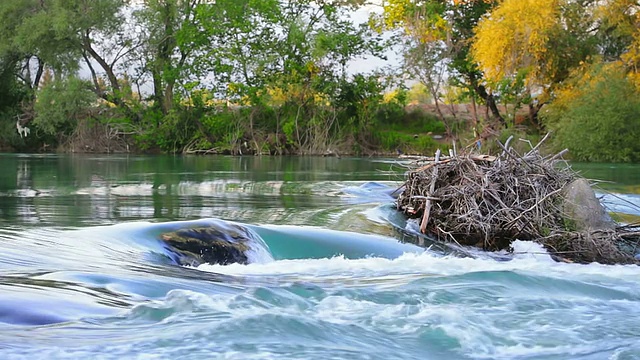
<box><xmin>0</xmin><ymin>154</ymin><xmax>639</xmax><ymax>360</ymax></box>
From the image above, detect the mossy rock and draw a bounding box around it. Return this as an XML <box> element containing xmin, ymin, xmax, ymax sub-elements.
<box><xmin>562</xmin><ymin>178</ymin><xmax>615</xmax><ymax>231</ymax></box>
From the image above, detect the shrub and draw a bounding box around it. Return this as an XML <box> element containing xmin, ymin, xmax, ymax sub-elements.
<box><xmin>543</xmin><ymin>62</ymin><xmax>640</xmax><ymax>162</ymax></box>
<box><xmin>33</xmin><ymin>77</ymin><xmax>97</xmax><ymax>138</ymax></box>
<box><xmin>374</xmin><ymin>130</ymin><xmax>439</xmax><ymax>154</ymax></box>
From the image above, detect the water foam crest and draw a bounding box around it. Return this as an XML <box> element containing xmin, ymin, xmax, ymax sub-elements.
<box><xmin>197</xmin><ymin>248</ymin><xmax>640</xmax><ymax>283</ymax></box>
<box><xmin>243</xmin><ymin>227</ymin><xmax>275</xmax><ymax>264</ymax></box>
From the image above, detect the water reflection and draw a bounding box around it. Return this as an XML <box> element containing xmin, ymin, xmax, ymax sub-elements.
<box><xmin>1</xmin><ymin>154</ymin><xmax>638</xmax><ymax>228</ymax></box>
<box><xmin>0</xmin><ymin>154</ymin><xmax>405</xmax><ymax>228</ymax></box>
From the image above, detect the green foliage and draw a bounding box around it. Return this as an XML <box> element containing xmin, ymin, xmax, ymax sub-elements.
<box><xmin>133</xmin><ymin>105</ymin><xmax>204</xmax><ymax>153</ymax></box>
<box><xmin>374</xmin><ymin>130</ymin><xmax>438</xmax><ymax>154</ymax></box>
<box><xmin>334</xmin><ymin>74</ymin><xmax>385</xmax><ymax>130</ymax></box>
<box><xmin>202</xmin><ymin>111</ymin><xmax>240</xmax><ymax>141</ymax></box>
<box><xmin>0</xmin><ymin>0</ymin><xmax>637</xmax><ymax>161</ymax></box>
<box><xmin>0</xmin><ymin>58</ymin><xmax>29</xmax><ymax>115</ymax></box>
<box><xmin>379</xmin><ymin>106</ymin><xmax>446</xmax><ymax>134</ymax></box>
<box><xmin>33</xmin><ymin>77</ymin><xmax>97</xmax><ymax>137</ymax></box>
<box><xmin>0</xmin><ymin>0</ymin><xmax>126</xmax><ymax>73</ymax></box>
<box><xmin>376</xmin><ymin>102</ymin><xmax>406</xmax><ymax>125</ymax></box>
<box><xmin>544</xmin><ymin>63</ymin><xmax>640</xmax><ymax>162</ymax></box>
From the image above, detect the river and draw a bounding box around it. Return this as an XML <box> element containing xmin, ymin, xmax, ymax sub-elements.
<box><xmin>0</xmin><ymin>154</ymin><xmax>639</xmax><ymax>359</ymax></box>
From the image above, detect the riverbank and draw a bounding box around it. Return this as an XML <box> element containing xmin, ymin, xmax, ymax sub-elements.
<box><xmin>4</xmin><ymin>103</ymin><xmax>462</xmax><ymax>157</ymax></box>
<box><xmin>4</xmin><ymin>101</ymin><xmax>547</xmax><ymax>158</ymax></box>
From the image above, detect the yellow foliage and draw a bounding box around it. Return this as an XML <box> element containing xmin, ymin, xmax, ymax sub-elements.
<box><xmin>227</xmin><ymin>82</ymin><xmax>243</xmax><ymax>95</ymax></box>
<box><xmin>381</xmin><ymin>0</ymin><xmax>412</xmax><ymax>29</ymax></box>
<box><xmin>314</xmin><ymin>93</ymin><xmax>331</xmax><ymax>107</ymax></box>
<box><xmin>265</xmin><ymin>82</ymin><xmax>329</xmax><ymax>107</ymax></box>
<box><xmin>414</xmin><ymin>14</ymin><xmax>448</xmax><ymax>43</ymax></box>
<box><xmin>305</xmin><ymin>61</ymin><xmax>320</xmax><ymax>76</ymax></box>
<box><xmin>267</xmin><ymin>86</ymin><xmax>288</xmax><ymax>106</ymax></box>
<box><xmin>617</xmin><ymin>11</ymin><xmax>640</xmax><ymax>90</ymax></box>
<box><xmin>549</xmin><ymin>60</ymin><xmax>635</xmax><ymax>113</ymax></box>
<box><xmin>587</xmin><ymin>0</ymin><xmax>640</xmax><ymax>89</ymax></box>
<box><xmin>383</xmin><ymin>89</ymin><xmax>400</xmax><ymax>103</ymax></box>
<box><xmin>376</xmin><ymin>0</ymin><xmax>447</xmax><ymax>41</ymax></box>
<box><xmin>442</xmin><ymin>85</ymin><xmax>466</xmax><ymax>105</ymax></box>
<box><xmin>407</xmin><ymin>82</ymin><xmax>432</xmax><ymax>104</ymax></box>
<box><xmin>472</xmin><ymin>0</ymin><xmax>559</xmax><ymax>87</ymax></box>
<box><xmin>621</xmin><ymin>31</ymin><xmax>640</xmax><ymax>67</ymax></box>
<box><xmin>595</xmin><ymin>0</ymin><xmax>639</xmax><ymax>36</ymax></box>
<box><xmin>453</xmin><ymin>0</ymin><xmax>494</xmax><ymax>4</ymax></box>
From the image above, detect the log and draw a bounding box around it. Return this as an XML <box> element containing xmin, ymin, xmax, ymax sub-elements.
<box><xmin>420</xmin><ymin>149</ymin><xmax>440</xmax><ymax>234</ymax></box>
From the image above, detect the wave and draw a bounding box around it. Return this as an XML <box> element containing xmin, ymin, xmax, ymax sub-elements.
<box><xmin>196</xmin><ymin>242</ymin><xmax>640</xmax><ymax>286</ymax></box>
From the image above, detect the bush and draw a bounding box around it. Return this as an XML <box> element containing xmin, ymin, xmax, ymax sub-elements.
<box><xmin>134</xmin><ymin>108</ymin><xmax>199</xmax><ymax>153</ymax></box>
<box><xmin>33</xmin><ymin>77</ymin><xmax>97</xmax><ymax>138</ymax></box>
<box><xmin>374</xmin><ymin>130</ymin><xmax>439</xmax><ymax>154</ymax></box>
<box><xmin>543</xmin><ymin>62</ymin><xmax>640</xmax><ymax>162</ymax></box>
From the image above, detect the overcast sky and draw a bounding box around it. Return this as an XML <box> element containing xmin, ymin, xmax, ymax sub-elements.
<box><xmin>347</xmin><ymin>4</ymin><xmax>400</xmax><ymax>74</ymax></box>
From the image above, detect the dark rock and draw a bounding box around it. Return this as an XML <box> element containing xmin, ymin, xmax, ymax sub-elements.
<box><xmin>160</xmin><ymin>223</ymin><xmax>268</xmax><ymax>266</ymax></box>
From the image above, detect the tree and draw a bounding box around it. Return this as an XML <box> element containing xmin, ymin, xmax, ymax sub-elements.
<box><xmin>402</xmin><ymin>33</ymin><xmax>449</xmax><ymax>123</ymax></box>
<box><xmin>375</xmin><ymin>0</ymin><xmax>506</xmax><ymax>125</ymax></box>
<box><xmin>0</xmin><ymin>0</ymin><xmax>131</xmax><ymax>115</ymax></box>
<box><xmin>189</xmin><ymin>0</ymin><xmax>384</xmax><ymax>150</ymax></box>
<box><xmin>472</xmin><ymin>0</ymin><xmax>559</xmax><ymax>87</ymax></box>
<box><xmin>596</xmin><ymin>0</ymin><xmax>640</xmax><ymax>89</ymax></box>
<box><xmin>132</xmin><ymin>0</ymin><xmax>205</xmax><ymax>115</ymax></box>
<box><xmin>471</xmin><ymin>0</ymin><xmax>611</xmax><ymax>126</ymax></box>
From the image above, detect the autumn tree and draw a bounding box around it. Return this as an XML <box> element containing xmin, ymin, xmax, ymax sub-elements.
<box><xmin>471</xmin><ymin>0</ymin><xmax>615</xmax><ymax>126</ymax></box>
<box><xmin>597</xmin><ymin>0</ymin><xmax>640</xmax><ymax>88</ymax></box>
<box><xmin>375</xmin><ymin>0</ymin><xmax>505</xmax><ymax>125</ymax></box>
<box><xmin>540</xmin><ymin>1</ymin><xmax>640</xmax><ymax>161</ymax></box>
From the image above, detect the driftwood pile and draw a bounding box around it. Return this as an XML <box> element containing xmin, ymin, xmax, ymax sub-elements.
<box><xmin>396</xmin><ymin>136</ymin><xmax>640</xmax><ymax>264</ymax></box>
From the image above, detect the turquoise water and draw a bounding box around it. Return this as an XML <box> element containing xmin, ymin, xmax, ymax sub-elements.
<box><xmin>0</xmin><ymin>154</ymin><xmax>639</xmax><ymax>359</ymax></box>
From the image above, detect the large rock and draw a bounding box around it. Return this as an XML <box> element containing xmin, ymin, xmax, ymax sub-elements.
<box><xmin>562</xmin><ymin>178</ymin><xmax>615</xmax><ymax>231</ymax></box>
<box><xmin>160</xmin><ymin>222</ymin><xmax>272</xmax><ymax>266</ymax></box>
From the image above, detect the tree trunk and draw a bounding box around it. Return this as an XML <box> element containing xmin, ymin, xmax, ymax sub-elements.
<box><xmin>528</xmin><ymin>102</ymin><xmax>544</xmax><ymax>130</ymax></box>
<box><xmin>154</xmin><ymin>1</ymin><xmax>176</xmax><ymax>115</ymax></box>
<box><xmin>82</xmin><ymin>52</ymin><xmax>103</xmax><ymax>98</ymax></box>
<box><xmin>82</xmin><ymin>34</ymin><xmax>121</xmax><ymax>99</ymax></box>
<box><xmin>164</xmin><ymin>82</ymin><xmax>174</xmax><ymax>115</ymax></box>
<box><xmin>32</xmin><ymin>57</ymin><xmax>44</xmax><ymax>91</ymax></box>
<box><xmin>152</xmin><ymin>69</ymin><xmax>164</xmax><ymax>114</ymax></box>
<box><xmin>467</xmin><ymin>72</ymin><xmax>505</xmax><ymax>126</ymax></box>
<box><xmin>470</xmin><ymin>95</ymin><xmax>478</xmax><ymax>128</ymax></box>
<box><xmin>473</xmin><ymin>83</ymin><xmax>505</xmax><ymax>127</ymax></box>
<box><xmin>82</xmin><ymin>32</ymin><xmax>139</xmax><ymax>122</ymax></box>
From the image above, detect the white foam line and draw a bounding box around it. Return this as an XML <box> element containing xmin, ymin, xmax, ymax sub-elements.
<box><xmin>196</xmin><ymin>244</ymin><xmax>640</xmax><ymax>283</ymax></box>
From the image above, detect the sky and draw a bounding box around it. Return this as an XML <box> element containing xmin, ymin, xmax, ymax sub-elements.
<box><xmin>347</xmin><ymin>3</ymin><xmax>401</xmax><ymax>75</ymax></box>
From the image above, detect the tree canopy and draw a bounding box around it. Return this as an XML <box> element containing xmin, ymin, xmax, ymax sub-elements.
<box><xmin>0</xmin><ymin>0</ymin><xmax>638</xmax><ymax>161</ymax></box>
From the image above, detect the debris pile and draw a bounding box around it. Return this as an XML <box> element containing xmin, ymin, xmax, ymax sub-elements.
<box><xmin>396</xmin><ymin>136</ymin><xmax>640</xmax><ymax>264</ymax></box>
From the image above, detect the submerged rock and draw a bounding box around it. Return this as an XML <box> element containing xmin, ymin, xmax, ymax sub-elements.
<box><xmin>160</xmin><ymin>222</ymin><xmax>271</xmax><ymax>266</ymax></box>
